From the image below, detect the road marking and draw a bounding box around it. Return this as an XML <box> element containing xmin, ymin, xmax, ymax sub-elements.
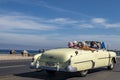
<box><xmin>0</xmin><ymin>65</ymin><xmax>26</xmax><ymax>69</ymax></box>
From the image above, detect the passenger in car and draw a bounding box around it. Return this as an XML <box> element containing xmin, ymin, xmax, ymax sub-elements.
<box><xmin>68</xmin><ymin>41</ymin><xmax>74</xmax><ymax>48</ymax></box>
<box><xmin>97</xmin><ymin>42</ymin><xmax>101</xmax><ymax>49</ymax></box>
<box><xmin>90</xmin><ymin>41</ymin><xmax>100</xmax><ymax>49</ymax></box>
<box><xmin>78</xmin><ymin>41</ymin><xmax>95</xmax><ymax>51</ymax></box>
<box><xmin>101</xmin><ymin>42</ymin><xmax>106</xmax><ymax>49</ymax></box>
<box><xmin>73</xmin><ymin>41</ymin><xmax>78</xmax><ymax>49</ymax></box>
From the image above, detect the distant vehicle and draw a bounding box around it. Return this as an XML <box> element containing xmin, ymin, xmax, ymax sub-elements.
<box><xmin>30</xmin><ymin>41</ymin><xmax>116</xmax><ymax>77</ymax></box>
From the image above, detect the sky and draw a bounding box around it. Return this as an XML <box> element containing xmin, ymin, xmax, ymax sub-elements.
<box><xmin>0</xmin><ymin>0</ymin><xmax>120</xmax><ymax>50</ymax></box>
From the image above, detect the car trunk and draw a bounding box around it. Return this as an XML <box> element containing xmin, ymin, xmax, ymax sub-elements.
<box><xmin>39</xmin><ymin>48</ymin><xmax>77</xmax><ymax>63</ymax></box>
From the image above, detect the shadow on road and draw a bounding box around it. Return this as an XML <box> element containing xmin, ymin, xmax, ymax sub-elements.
<box><xmin>14</xmin><ymin>68</ymin><xmax>108</xmax><ymax>80</ymax></box>
<box><xmin>15</xmin><ymin>71</ymin><xmax>79</xmax><ymax>80</ymax></box>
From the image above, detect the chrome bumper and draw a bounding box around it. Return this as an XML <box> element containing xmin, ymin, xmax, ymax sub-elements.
<box><xmin>39</xmin><ymin>66</ymin><xmax>77</xmax><ymax>72</ymax></box>
<box><xmin>65</xmin><ymin>65</ymin><xmax>77</xmax><ymax>72</ymax></box>
<box><xmin>34</xmin><ymin>65</ymin><xmax>77</xmax><ymax>72</ymax></box>
<box><xmin>30</xmin><ymin>62</ymin><xmax>77</xmax><ymax>72</ymax></box>
<box><xmin>30</xmin><ymin>61</ymin><xmax>40</xmax><ymax>69</ymax></box>
<box><xmin>30</xmin><ymin>62</ymin><xmax>36</xmax><ymax>69</ymax></box>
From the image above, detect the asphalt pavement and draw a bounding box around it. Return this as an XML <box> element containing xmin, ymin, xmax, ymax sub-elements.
<box><xmin>0</xmin><ymin>58</ymin><xmax>120</xmax><ymax>80</ymax></box>
<box><xmin>0</xmin><ymin>59</ymin><xmax>33</xmax><ymax>76</ymax></box>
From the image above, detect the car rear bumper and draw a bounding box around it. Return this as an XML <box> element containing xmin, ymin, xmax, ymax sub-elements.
<box><xmin>30</xmin><ymin>62</ymin><xmax>36</xmax><ymax>69</ymax></box>
<box><xmin>30</xmin><ymin>62</ymin><xmax>77</xmax><ymax>72</ymax></box>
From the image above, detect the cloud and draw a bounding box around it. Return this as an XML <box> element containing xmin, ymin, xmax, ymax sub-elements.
<box><xmin>78</xmin><ymin>24</ymin><xmax>94</xmax><ymax>28</ymax></box>
<box><xmin>0</xmin><ymin>32</ymin><xmax>65</xmax><ymax>49</ymax></box>
<box><xmin>32</xmin><ymin>17</ymin><xmax>120</xmax><ymax>29</ymax></box>
<box><xmin>47</xmin><ymin>18</ymin><xmax>78</xmax><ymax>25</ymax></box>
<box><xmin>1</xmin><ymin>13</ymin><xmax>120</xmax><ymax>30</ymax></box>
<box><xmin>0</xmin><ymin>32</ymin><xmax>120</xmax><ymax>50</ymax></box>
<box><xmin>0</xmin><ymin>13</ymin><xmax>119</xmax><ymax>50</ymax></box>
<box><xmin>91</xmin><ymin>18</ymin><xmax>120</xmax><ymax>28</ymax></box>
<box><xmin>92</xmin><ymin>18</ymin><xmax>106</xmax><ymax>24</ymax></box>
<box><xmin>0</xmin><ymin>1</ymin><xmax>120</xmax><ymax>50</ymax></box>
<box><xmin>104</xmin><ymin>23</ymin><xmax>120</xmax><ymax>28</ymax></box>
<box><xmin>0</xmin><ymin>14</ymin><xmax>59</xmax><ymax>32</ymax></box>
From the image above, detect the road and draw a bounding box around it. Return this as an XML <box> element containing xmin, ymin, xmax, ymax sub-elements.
<box><xmin>0</xmin><ymin>59</ymin><xmax>33</xmax><ymax>76</ymax></box>
<box><xmin>0</xmin><ymin>58</ymin><xmax>120</xmax><ymax>80</ymax></box>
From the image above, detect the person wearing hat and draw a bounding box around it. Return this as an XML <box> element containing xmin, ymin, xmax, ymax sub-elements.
<box><xmin>73</xmin><ymin>40</ymin><xmax>78</xmax><ymax>49</ymax></box>
<box><xmin>68</xmin><ymin>41</ymin><xmax>74</xmax><ymax>48</ymax></box>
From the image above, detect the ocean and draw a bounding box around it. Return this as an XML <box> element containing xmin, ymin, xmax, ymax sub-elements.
<box><xmin>114</xmin><ymin>51</ymin><xmax>120</xmax><ymax>56</ymax></box>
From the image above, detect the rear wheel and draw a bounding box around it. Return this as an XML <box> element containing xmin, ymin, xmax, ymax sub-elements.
<box><xmin>107</xmin><ymin>59</ymin><xmax>115</xmax><ymax>70</ymax></box>
<box><xmin>79</xmin><ymin>70</ymin><xmax>88</xmax><ymax>77</ymax></box>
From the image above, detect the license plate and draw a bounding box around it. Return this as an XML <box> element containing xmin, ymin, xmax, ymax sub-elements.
<box><xmin>46</xmin><ymin>62</ymin><xmax>55</xmax><ymax>66</ymax></box>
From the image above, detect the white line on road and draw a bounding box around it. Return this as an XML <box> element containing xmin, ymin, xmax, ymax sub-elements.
<box><xmin>0</xmin><ymin>65</ymin><xmax>26</xmax><ymax>69</ymax></box>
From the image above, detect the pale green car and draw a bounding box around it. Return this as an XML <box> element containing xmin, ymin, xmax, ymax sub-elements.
<box><xmin>30</xmin><ymin>41</ymin><xmax>116</xmax><ymax>76</ymax></box>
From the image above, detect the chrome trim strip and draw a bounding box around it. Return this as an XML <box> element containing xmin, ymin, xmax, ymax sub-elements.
<box><xmin>74</xmin><ymin>60</ymin><xmax>92</xmax><ymax>64</ymax></box>
<box><xmin>98</xmin><ymin>57</ymin><xmax>110</xmax><ymax>59</ymax></box>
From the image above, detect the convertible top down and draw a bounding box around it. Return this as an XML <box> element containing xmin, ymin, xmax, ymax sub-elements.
<box><xmin>30</xmin><ymin>41</ymin><xmax>116</xmax><ymax>76</ymax></box>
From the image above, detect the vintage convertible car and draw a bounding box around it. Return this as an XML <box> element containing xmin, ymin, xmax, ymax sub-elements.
<box><xmin>30</xmin><ymin>41</ymin><xmax>116</xmax><ymax>76</ymax></box>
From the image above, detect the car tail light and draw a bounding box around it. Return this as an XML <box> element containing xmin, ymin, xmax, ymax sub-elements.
<box><xmin>67</xmin><ymin>59</ymin><xmax>71</xmax><ymax>65</ymax></box>
<box><xmin>32</xmin><ymin>57</ymin><xmax>34</xmax><ymax>62</ymax></box>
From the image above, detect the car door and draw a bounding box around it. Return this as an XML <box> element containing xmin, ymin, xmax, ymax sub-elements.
<box><xmin>94</xmin><ymin>49</ymin><xmax>109</xmax><ymax>68</ymax></box>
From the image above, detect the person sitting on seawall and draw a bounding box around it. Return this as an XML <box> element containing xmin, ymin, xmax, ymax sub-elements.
<box><xmin>78</xmin><ymin>41</ymin><xmax>95</xmax><ymax>51</ymax></box>
<box><xmin>68</xmin><ymin>41</ymin><xmax>74</xmax><ymax>48</ymax></box>
<box><xmin>90</xmin><ymin>41</ymin><xmax>100</xmax><ymax>49</ymax></box>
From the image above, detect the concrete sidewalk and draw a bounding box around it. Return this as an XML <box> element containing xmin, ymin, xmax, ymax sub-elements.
<box><xmin>0</xmin><ymin>54</ymin><xmax>32</xmax><ymax>60</ymax></box>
